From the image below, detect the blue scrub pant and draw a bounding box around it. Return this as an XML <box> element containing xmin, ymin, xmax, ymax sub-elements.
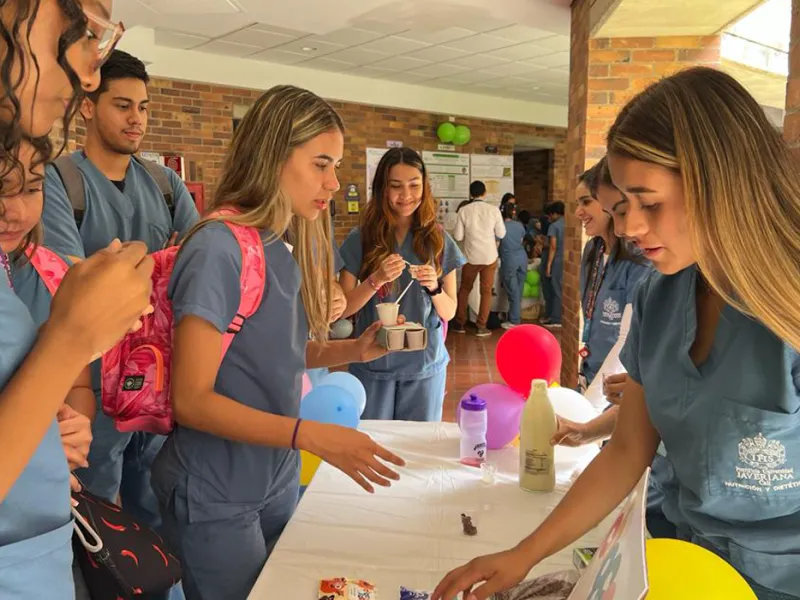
<box><xmin>76</xmin><ymin>414</ymin><xmax>184</xmax><ymax>600</ymax></box>
<box><xmin>745</xmin><ymin>577</ymin><xmax>800</xmax><ymax>600</ymax></box>
<box><xmin>548</xmin><ymin>261</ymin><xmax>563</xmax><ymax>324</ymax></box>
<box><xmin>358</xmin><ymin>369</ymin><xmax>447</xmax><ymax>421</ymax></box>
<box><xmin>501</xmin><ymin>262</ymin><xmax>527</xmax><ymax>324</ymax></box>
<box><xmin>76</xmin><ymin>413</ymin><xmax>165</xmax><ymax>529</ymax></box>
<box><xmin>158</xmin><ymin>468</ymin><xmax>299</xmax><ymax>600</ymax></box>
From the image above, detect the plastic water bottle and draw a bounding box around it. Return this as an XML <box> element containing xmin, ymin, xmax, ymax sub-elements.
<box><xmin>459</xmin><ymin>394</ymin><xmax>488</xmax><ymax>467</ymax></box>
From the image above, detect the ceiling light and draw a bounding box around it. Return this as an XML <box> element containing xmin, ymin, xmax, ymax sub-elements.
<box><xmin>301</xmin><ymin>46</ymin><xmax>317</xmax><ymax>52</ymax></box>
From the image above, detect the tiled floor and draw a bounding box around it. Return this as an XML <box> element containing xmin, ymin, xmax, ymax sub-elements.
<box><xmin>442</xmin><ymin>323</ymin><xmax>560</xmax><ymax>422</ymax></box>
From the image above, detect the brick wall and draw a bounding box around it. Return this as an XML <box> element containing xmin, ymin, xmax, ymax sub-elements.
<box><xmin>785</xmin><ymin>0</ymin><xmax>800</xmax><ymax>158</ymax></box>
<box><xmin>57</xmin><ymin>79</ymin><xmax>567</xmax><ymax>245</ymax></box>
<box><xmin>561</xmin><ymin>0</ymin><xmax>591</xmax><ymax>388</ymax></box>
<box><xmin>513</xmin><ymin>150</ymin><xmax>551</xmax><ymax>215</ymax></box>
<box><xmin>586</xmin><ymin>35</ymin><xmax>721</xmax><ymax>162</ymax></box>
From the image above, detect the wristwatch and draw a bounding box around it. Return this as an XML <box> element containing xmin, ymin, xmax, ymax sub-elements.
<box><xmin>425</xmin><ymin>279</ymin><xmax>444</xmax><ymax>297</ymax></box>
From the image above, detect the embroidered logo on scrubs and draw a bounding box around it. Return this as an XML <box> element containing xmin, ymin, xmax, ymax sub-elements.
<box><xmin>724</xmin><ymin>433</ymin><xmax>797</xmax><ymax>492</ymax></box>
<box><xmin>601</xmin><ymin>297</ymin><xmax>621</xmax><ymax>322</ymax></box>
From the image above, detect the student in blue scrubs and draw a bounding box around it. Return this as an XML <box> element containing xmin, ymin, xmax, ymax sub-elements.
<box><xmin>0</xmin><ymin>4</ymin><xmax>153</xmax><ymax>597</ymax></box>
<box><xmin>433</xmin><ymin>68</ymin><xmax>800</xmax><ymax>600</ymax></box>
<box><xmin>150</xmin><ymin>86</ymin><xmax>405</xmax><ymax>600</ymax></box>
<box><xmin>542</xmin><ymin>201</ymin><xmax>565</xmax><ymax>326</ymax></box>
<box><xmin>498</xmin><ymin>202</ymin><xmax>528</xmax><ymax>330</ymax></box>
<box><xmin>551</xmin><ymin>159</ymin><xmax>676</xmax><ymax>540</ymax></box>
<box><xmin>339</xmin><ymin>147</ymin><xmax>466</xmax><ymax>422</ymax></box>
<box><xmin>41</xmin><ymin>51</ymin><xmax>199</xmax><ymax>537</ymax></box>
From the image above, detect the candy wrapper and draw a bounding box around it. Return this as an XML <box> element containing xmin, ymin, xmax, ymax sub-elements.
<box><xmin>319</xmin><ymin>578</ymin><xmax>376</xmax><ymax>600</ymax></box>
<box><xmin>490</xmin><ymin>570</ymin><xmax>580</xmax><ymax>600</ymax></box>
<box><xmin>400</xmin><ymin>587</ymin><xmax>431</xmax><ymax>599</ymax></box>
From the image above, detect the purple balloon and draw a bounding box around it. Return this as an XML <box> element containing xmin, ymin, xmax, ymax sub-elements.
<box><xmin>457</xmin><ymin>383</ymin><xmax>526</xmax><ymax>449</ymax></box>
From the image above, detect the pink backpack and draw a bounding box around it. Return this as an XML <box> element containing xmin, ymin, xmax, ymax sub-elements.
<box><xmin>29</xmin><ymin>216</ymin><xmax>266</xmax><ymax>435</ymax></box>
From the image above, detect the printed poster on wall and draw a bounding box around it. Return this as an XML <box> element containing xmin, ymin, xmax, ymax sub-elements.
<box><xmin>366</xmin><ymin>147</ymin><xmax>389</xmax><ymax>201</ymax></box>
<box><xmin>470</xmin><ymin>154</ymin><xmax>514</xmax><ymax>207</ymax></box>
<box><xmin>422</xmin><ymin>150</ymin><xmax>469</xmax><ymax>231</ymax></box>
<box><xmin>567</xmin><ymin>468</ymin><xmax>650</xmax><ymax>600</ymax></box>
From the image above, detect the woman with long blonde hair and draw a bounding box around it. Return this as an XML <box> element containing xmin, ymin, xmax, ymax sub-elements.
<box><xmin>339</xmin><ymin>147</ymin><xmax>465</xmax><ymax>421</ymax></box>
<box><xmin>150</xmin><ymin>85</ymin><xmax>405</xmax><ymax>600</ymax></box>
<box><xmin>433</xmin><ymin>67</ymin><xmax>800</xmax><ymax>600</ymax></box>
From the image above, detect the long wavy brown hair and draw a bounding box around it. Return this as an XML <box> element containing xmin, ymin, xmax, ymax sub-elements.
<box><xmin>607</xmin><ymin>67</ymin><xmax>800</xmax><ymax>351</ymax></box>
<box><xmin>359</xmin><ymin>147</ymin><xmax>443</xmax><ymax>284</ymax></box>
<box><xmin>1</xmin><ymin>0</ymin><xmax>88</xmax><ymax>254</ymax></box>
<box><xmin>183</xmin><ymin>85</ymin><xmax>344</xmax><ymax>342</ymax></box>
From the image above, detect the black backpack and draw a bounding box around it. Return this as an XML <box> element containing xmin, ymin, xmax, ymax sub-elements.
<box><xmin>51</xmin><ymin>154</ymin><xmax>175</xmax><ymax>229</ymax></box>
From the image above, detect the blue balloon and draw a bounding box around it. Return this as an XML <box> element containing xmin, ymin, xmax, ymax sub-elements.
<box><xmin>299</xmin><ymin>385</ymin><xmax>360</xmax><ymax>428</ymax></box>
<box><xmin>319</xmin><ymin>371</ymin><xmax>367</xmax><ymax>417</ymax></box>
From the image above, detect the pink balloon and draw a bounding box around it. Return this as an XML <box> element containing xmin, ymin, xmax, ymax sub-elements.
<box><xmin>457</xmin><ymin>383</ymin><xmax>526</xmax><ymax>450</ymax></box>
<box><xmin>301</xmin><ymin>373</ymin><xmax>312</xmax><ymax>399</ymax></box>
<box><xmin>496</xmin><ymin>325</ymin><xmax>561</xmax><ymax>395</ymax></box>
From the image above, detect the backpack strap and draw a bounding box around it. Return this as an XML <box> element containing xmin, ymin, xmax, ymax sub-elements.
<box><xmin>133</xmin><ymin>156</ymin><xmax>175</xmax><ymax>223</ymax></box>
<box><xmin>215</xmin><ymin>214</ymin><xmax>266</xmax><ymax>358</ymax></box>
<box><xmin>52</xmin><ymin>156</ymin><xmax>87</xmax><ymax>230</ymax></box>
<box><xmin>26</xmin><ymin>245</ymin><xmax>70</xmax><ymax>297</ymax></box>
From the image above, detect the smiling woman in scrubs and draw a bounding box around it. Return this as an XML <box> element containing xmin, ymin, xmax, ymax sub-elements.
<box><xmin>339</xmin><ymin>147</ymin><xmax>466</xmax><ymax>421</ymax></box>
<box><xmin>0</xmin><ymin>2</ymin><xmax>154</xmax><ymax>599</ymax></box>
<box><xmin>432</xmin><ymin>67</ymin><xmax>800</xmax><ymax>600</ymax></box>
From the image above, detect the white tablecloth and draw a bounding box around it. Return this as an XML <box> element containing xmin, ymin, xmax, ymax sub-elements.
<box><xmin>249</xmin><ymin>421</ymin><xmax>609</xmax><ymax>600</ymax></box>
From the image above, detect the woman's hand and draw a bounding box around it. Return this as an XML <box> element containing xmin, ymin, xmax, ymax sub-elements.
<box><xmin>329</xmin><ymin>281</ymin><xmax>347</xmax><ymax>323</ymax></box>
<box><xmin>373</xmin><ymin>254</ymin><xmax>406</xmax><ymax>287</ymax></box>
<box><xmin>356</xmin><ymin>321</ymin><xmax>389</xmax><ymax>362</ymax></box>
<box><xmin>57</xmin><ymin>404</ymin><xmax>92</xmax><ymax>470</ymax></box>
<box><xmin>550</xmin><ymin>416</ymin><xmax>589</xmax><ymax>448</ymax></box>
<box><xmin>410</xmin><ymin>264</ymin><xmax>438</xmax><ymax>291</ymax></box>
<box><xmin>603</xmin><ymin>373</ymin><xmax>627</xmax><ymax>405</ymax></box>
<box><xmin>47</xmin><ymin>240</ymin><xmax>154</xmax><ymax>361</ymax></box>
<box><xmin>297</xmin><ymin>421</ymin><xmax>406</xmax><ymax>493</ymax></box>
<box><xmin>431</xmin><ymin>547</ymin><xmax>533</xmax><ymax>600</ymax></box>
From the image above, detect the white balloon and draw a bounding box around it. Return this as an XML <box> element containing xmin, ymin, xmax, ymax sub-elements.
<box><xmin>548</xmin><ymin>387</ymin><xmax>599</xmax><ymax>424</ymax></box>
<box><xmin>330</xmin><ymin>319</ymin><xmax>354</xmax><ymax>339</ymax></box>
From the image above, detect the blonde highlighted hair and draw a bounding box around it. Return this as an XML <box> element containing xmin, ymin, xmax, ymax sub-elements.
<box><xmin>185</xmin><ymin>85</ymin><xmax>344</xmax><ymax>341</ymax></box>
<box><xmin>607</xmin><ymin>67</ymin><xmax>800</xmax><ymax>351</ymax></box>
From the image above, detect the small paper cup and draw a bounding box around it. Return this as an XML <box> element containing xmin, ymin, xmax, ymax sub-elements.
<box><xmin>406</xmin><ymin>330</ymin><xmax>424</xmax><ymax>350</ymax></box>
<box><xmin>387</xmin><ymin>329</ymin><xmax>405</xmax><ymax>350</ymax></box>
<box><xmin>376</xmin><ymin>302</ymin><xmax>399</xmax><ymax>326</ymax></box>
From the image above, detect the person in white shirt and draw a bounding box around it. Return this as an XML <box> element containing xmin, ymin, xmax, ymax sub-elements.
<box><xmin>452</xmin><ymin>181</ymin><xmax>506</xmax><ymax>337</ymax></box>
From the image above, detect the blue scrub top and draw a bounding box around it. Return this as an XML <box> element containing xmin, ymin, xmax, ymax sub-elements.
<box><xmin>42</xmin><ymin>151</ymin><xmax>199</xmax><ymax>259</ymax></box>
<box><xmin>339</xmin><ymin>228</ymin><xmax>466</xmax><ymax>381</ymax></box>
<box><xmin>499</xmin><ymin>220</ymin><xmax>527</xmax><ymax>270</ymax></box>
<box><xmin>41</xmin><ymin>151</ymin><xmax>200</xmax><ymax>401</ymax></box>
<box><xmin>11</xmin><ymin>252</ymin><xmax>71</xmax><ymax>327</ymax></box>
<box><xmin>0</xmin><ymin>261</ymin><xmax>74</xmax><ymax>599</ymax></box>
<box><xmin>621</xmin><ymin>266</ymin><xmax>800</xmax><ymax>596</ymax></box>
<box><xmin>579</xmin><ymin>238</ymin><xmax>650</xmax><ymax>386</ymax></box>
<box><xmin>151</xmin><ymin>223</ymin><xmax>305</xmax><ymax>521</ymax></box>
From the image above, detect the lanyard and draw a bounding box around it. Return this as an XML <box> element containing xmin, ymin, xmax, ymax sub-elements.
<box><xmin>0</xmin><ymin>252</ymin><xmax>13</xmax><ymax>290</ymax></box>
<box><xmin>581</xmin><ymin>241</ymin><xmax>608</xmax><ymax>344</ymax></box>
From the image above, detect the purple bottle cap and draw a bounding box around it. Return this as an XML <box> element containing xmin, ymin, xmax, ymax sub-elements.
<box><xmin>461</xmin><ymin>394</ymin><xmax>487</xmax><ymax>411</ymax></box>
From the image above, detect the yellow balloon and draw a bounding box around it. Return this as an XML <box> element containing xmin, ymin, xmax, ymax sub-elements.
<box><xmin>646</xmin><ymin>539</ymin><xmax>757</xmax><ymax>600</ymax></box>
<box><xmin>509</xmin><ymin>435</ymin><xmax>520</xmax><ymax>447</ymax></box>
<box><xmin>299</xmin><ymin>450</ymin><xmax>322</xmax><ymax>487</ymax></box>
<box><xmin>550</xmin><ymin>382</ymin><xmax>560</xmax><ymax>388</ymax></box>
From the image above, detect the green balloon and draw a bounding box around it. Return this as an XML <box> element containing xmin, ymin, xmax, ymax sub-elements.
<box><xmin>523</xmin><ymin>283</ymin><xmax>534</xmax><ymax>297</ymax></box>
<box><xmin>529</xmin><ymin>285</ymin><xmax>540</xmax><ymax>298</ymax></box>
<box><xmin>437</xmin><ymin>122</ymin><xmax>456</xmax><ymax>143</ymax></box>
<box><xmin>526</xmin><ymin>270</ymin><xmax>540</xmax><ymax>285</ymax></box>
<box><xmin>453</xmin><ymin>125</ymin><xmax>471</xmax><ymax>145</ymax></box>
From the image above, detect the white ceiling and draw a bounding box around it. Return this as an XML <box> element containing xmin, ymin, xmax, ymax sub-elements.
<box><xmin>116</xmin><ymin>0</ymin><xmax>572</xmax><ymax>105</ymax></box>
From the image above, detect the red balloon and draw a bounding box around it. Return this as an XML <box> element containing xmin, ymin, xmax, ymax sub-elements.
<box><xmin>495</xmin><ymin>325</ymin><xmax>561</xmax><ymax>395</ymax></box>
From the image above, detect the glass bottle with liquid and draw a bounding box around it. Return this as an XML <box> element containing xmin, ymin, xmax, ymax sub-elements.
<box><xmin>519</xmin><ymin>379</ymin><xmax>557</xmax><ymax>492</ymax></box>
